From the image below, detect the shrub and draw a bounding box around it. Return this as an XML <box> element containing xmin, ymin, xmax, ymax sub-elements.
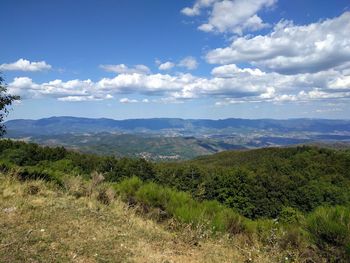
<box><xmin>278</xmin><ymin>206</ymin><xmax>304</xmax><ymax>225</ymax></box>
<box><xmin>135</xmin><ymin>182</ymin><xmax>170</xmax><ymax>209</ymax></box>
<box><xmin>254</xmin><ymin>219</ymin><xmax>280</xmax><ymax>246</ymax></box>
<box><xmin>97</xmin><ymin>186</ymin><xmax>115</xmax><ymax>205</ymax></box>
<box><xmin>0</xmin><ymin>160</ymin><xmax>13</xmax><ymax>173</ymax></box>
<box><xmin>63</xmin><ymin>176</ymin><xmax>88</xmax><ymax>198</ymax></box>
<box><xmin>279</xmin><ymin>226</ymin><xmax>307</xmax><ymax>250</ymax></box>
<box><xmin>115</xmin><ymin>176</ymin><xmax>142</xmax><ymax>199</ymax></box>
<box><xmin>307</xmin><ymin>206</ymin><xmax>350</xmax><ymax>261</ymax></box>
<box><xmin>218</xmin><ymin>209</ymin><xmax>245</xmax><ymax>235</ymax></box>
<box><xmin>15</xmin><ymin>166</ymin><xmax>63</xmax><ymax>186</ymax></box>
<box><xmin>25</xmin><ymin>184</ymin><xmax>40</xmax><ymax>195</ymax></box>
<box><xmin>115</xmin><ymin>177</ymin><xmax>248</xmax><ymax>236</ymax></box>
<box><xmin>87</xmin><ymin>171</ymin><xmax>105</xmax><ymax>196</ymax></box>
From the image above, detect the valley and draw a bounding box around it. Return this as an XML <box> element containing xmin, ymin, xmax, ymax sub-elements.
<box><xmin>5</xmin><ymin>117</ymin><xmax>350</xmax><ymax>160</ymax></box>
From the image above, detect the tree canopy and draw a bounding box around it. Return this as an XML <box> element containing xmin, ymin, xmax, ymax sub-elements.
<box><xmin>0</xmin><ymin>74</ymin><xmax>19</xmax><ymax>136</ymax></box>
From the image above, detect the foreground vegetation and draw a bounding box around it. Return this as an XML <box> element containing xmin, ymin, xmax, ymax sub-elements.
<box><xmin>2</xmin><ymin>174</ymin><xmax>271</xmax><ymax>262</ymax></box>
<box><xmin>1</xmin><ymin>139</ymin><xmax>350</xmax><ymax>261</ymax></box>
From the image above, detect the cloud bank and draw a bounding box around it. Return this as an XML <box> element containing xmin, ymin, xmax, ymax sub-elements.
<box><xmin>206</xmin><ymin>12</ymin><xmax>350</xmax><ymax>75</ymax></box>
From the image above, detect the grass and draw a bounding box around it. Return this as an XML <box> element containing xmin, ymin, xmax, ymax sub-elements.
<box><xmin>0</xmin><ymin>173</ymin><xmax>290</xmax><ymax>263</ymax></box>
<box><xmin>307</xmin><ymin>206</ymin><xmax>350</xmax><ymax>260</ymax></box>
<box><xmin>115</xmin><ymin>177</ymin><xmax>248</xmax><ymax>236</ymax></box>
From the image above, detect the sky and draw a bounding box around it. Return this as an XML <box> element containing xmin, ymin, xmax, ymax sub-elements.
<box><xmin>1</xmin><ymin>0</ymin><xmax>350</xmax><ymax>120</ymax></box>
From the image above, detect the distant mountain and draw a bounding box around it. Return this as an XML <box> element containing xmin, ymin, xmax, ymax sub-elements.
<box><xmin>5</xmin><ymin>116</ymin><xmax>350</xmax><ymax>136</ymax></box>
<box><xmin>4</xmin><ymin>116</ymin><xmax>350</xmax><ymax>160</ymax></box>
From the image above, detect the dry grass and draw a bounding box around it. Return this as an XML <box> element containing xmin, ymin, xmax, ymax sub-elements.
<box><xmin>0</xmin><ymin>174</ymin><xmax>289</xmax><ymax>263</ymax></box>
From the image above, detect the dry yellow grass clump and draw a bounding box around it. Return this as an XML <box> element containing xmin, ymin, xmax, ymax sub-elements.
<box><xmin>0</xmin><ymin>174</ymin><xmax>284</xmax><ymax>263</ymax></box>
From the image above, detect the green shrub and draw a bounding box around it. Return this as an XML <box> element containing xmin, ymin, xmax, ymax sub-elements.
<box><xmin>135</xmin><ymin>182</ymin><xmax>170</xmax><ymax>209</ymax></box>
<box><xmin>171</xmin><ymin>202</ymin><xmax>204</xmax><ymax>225</ymax></box>
<box><xmin>254</xmin><ymin>219</ymin><xmax>280</xmax><ymax>246</ymax></box>
<box><xmin>16</xmin><ymin>166</ymin><xmax>63</xmax><ymax>186</ymax></box>
<box><xmin>0</xmin><ymin>160</ymin><xmax>13</xmax><ymax>173</ymax></box>
<box><xmin>278</xmin><ymin>206</ymin><xmax>304</xmax><ymax>225</ymax></box>
<box><xmin>279</xmin><ymin>226</ymin><xmax>308</xmax><ymax>250</ymax></box>
<box><xmin>307</xmin><ymin>206</ymin><xmax>350</xmax><ymax>260</ymax></box>
<box><xmin>212</xmin><ymin>208</ymin><xmax>245</xmax><ymax>234</ymax></box>
<box><xmin>115</xmin><ymin>176</ymin><xmax>142</xmax><ymax>199</ymax></box>
<box><xmin>115</xmin><ymin>177</ymin><xmax>247</xmax><ymax>236</ymax></box>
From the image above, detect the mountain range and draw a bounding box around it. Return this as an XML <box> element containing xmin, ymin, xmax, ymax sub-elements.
<box><xmin>4</xmin><ymin>116</ymin><xmax>350</xmax><ymax>160</ymax></box>
<box><xmin>5</xmin><ymin>116</ymin><xmax>350</xmax><ymax>136</ymax></box>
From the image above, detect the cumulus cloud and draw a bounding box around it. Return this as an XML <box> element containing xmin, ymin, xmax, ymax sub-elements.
<box><xmin>211</xmin><ymin>64</ymin><xmax>265</xmax><ymax>77</ymax></box>
<box><xmin>157</xmin><ymin>57</ymin><xmax>198</xmax><ymax>71</ymax></box>
<box><xmin>0</xmin><ymin>59</ymin><xmax>52</xmax><ymax>72</ymax></box>
<box><xmin>182</xmin><ymin>0</ymin><xmax>276</xmax><ymax>34</ymax></box>
<box><xmin>100</xmin><ymin>64</ymin><xmax>150</xmax><ymax>74</ymax></box>
<box><xmin>178</xmin><ymin>56</ymin><xmax>198</xmax><ymax>70</ymax></box>
<box><xmin>206</xmin><ymin>12</ymin><xmax>350</xmax><ymax>74</ymax></box>
<box><xmin>181</xmin><ymin>0</ymin><xmax>216</xmax><ymax>16</ymax></box>
<box><xmin>158</xmin><ymin>61</ymin><xmax>175</xmax><ymax>70</ymax></box>
<box><xmin>8</xmin><ymin>62</ymin><xmax>350</xmax><ymax>105</ymax></box>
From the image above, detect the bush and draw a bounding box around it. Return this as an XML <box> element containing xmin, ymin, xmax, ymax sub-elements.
<box><xmin>97</xmin><ymin>186</ymin><xmax>115</xmax><ymax>205</ymax></box>
<box><xmin>115</xmin><ymin>176</ymin><xmax>142</xmax><ymax>199</ymax></box>
<box><xmin>278</xmin><ymin>207</ymin><xmax>304</xmax><ymax>225</ymax></box>
<box><xmin>63</xmin><ymin>176</ymin><xmax>88</xmax><ymax>198</ymax></box>
<box><xmin>279</xmin><ymin>226</ymin><xmax>307</xmax><ymax>250</ymax></box>
<box><xmin>25</xmin><ymin>184</ymin><xmax>40</xmax><ymax>195</ymax></box>
<box><xmin>15</xmin><ymin>166</ymin><xmax>63</xmax><ymax>186</ymax></box>
<box><xmin>135</xmin><ymin>182</ymin><xmax>170</xmax><ymax>209</ymax></box>
<box><xmin>307</xmin><ymin>206</ymin><xmax>350</xmax><ymax>261</ymax></box>
<box><xmin>0</xmin><ymin>160</ymin><xmax>13</xmax><ymax>173</ymax></box>
<box><xmin>212</xmin><ymin>208</ymin><xmax>245</xmax><ymax>234</ymax></box>
<box><xmin>115</xmin><ymin>177</ymin><xmax>247</xmax><ymax>235</ymax></box>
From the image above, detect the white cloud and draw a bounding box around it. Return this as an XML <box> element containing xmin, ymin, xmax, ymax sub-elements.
<box><xmin>178</xmin><ymin>56</ymin><xmax>198</xmax><ymax>70</ymax></box>
<box><xmin>100</xmin><ymin>64</ymin><xmax>150</xmax><ymax>74</ymax></box>
<box><xmin>181</xmin><ymin>0</ymin><xmax>216</xmax><ymax>16</ymax></box>
<box><xmin>211</xmin><ymin>64</ymin><xmax>265</xmax><ymax>77</ymax></box>
<box><xmin>157</xmin><ymin>57</ymin><xmax>198</xmax><ymax>71</ymax></box>
<box><xmin>0</xmin><ymin>59</ymin><xmax>52</xmax><ymax>72</ymax></box>
<box><xmin>158</xmin><ymin>61</ymin><xmax>175</xmax><ymax>70</ymax></box>
<box><xmin>206</xmin><ymin>12</ymin><xmax>350</xmax><ymax>74</ymax></box>
<box><xmin>8</xmin><ymin>63</ymin><xmax>350</xmax><ymax>104</ymax></box>
<box><xmin>58</xmin><ymin>95</ymin><xmax>110</xmax><ymax>102</ymax></box>
<box><xmin>328</xmin><ymin>75</ymin><xmax>350</xmax><ymax>89</ymax></box>
<box><xmin>120</xmin><ymin>98</ymin><xmax>138</xmax><ymax>103</ymax></box>
<box><xmin>182</xmin><ymin>0</ymin><xmax>276</xmax><ymax>34</ymax></box>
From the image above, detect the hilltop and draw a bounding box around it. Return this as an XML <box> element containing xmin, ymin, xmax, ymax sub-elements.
<box><xmin>2</xmin><ymin>174</ymin><xmax>272</xmax><ymax>263</ymax></box>
<box><xmin>0</xmin><ymin>140</ymin><xmax>350</xmax><ymax>261</ymax></box>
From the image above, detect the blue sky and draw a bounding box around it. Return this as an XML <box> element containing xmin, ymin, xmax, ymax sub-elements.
<box><xmin>1</xmin><ymin>0</ymin><xmax>350</xmax><ymax>120</ymax></box>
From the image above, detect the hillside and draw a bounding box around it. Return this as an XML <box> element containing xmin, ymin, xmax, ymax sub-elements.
<box><xmin>1</xmin><ymin>174</ymin><xmax>276</xmax><ymax>262</ymax></box>
<box><xmin>1</xmin><ymin>140</ymin><xmax>350</xmax><ymax>261</ymax></box>
<box><xmin>13</xmin><ymin>133</ymin><xmax>242</xmax><ymax>160</ymax></box>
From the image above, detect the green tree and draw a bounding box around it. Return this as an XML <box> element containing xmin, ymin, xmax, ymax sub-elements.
<box><xmin>0</xmin><ymin>74</ymin><xmax>19</xmax><ymax>136</ymax></box>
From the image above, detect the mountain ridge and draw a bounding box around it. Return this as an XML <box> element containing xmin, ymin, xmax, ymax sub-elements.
<box><xmin>6</xmin><ymin>116</ymin><xmax>350</xmax><ymax>136</ymax></box>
